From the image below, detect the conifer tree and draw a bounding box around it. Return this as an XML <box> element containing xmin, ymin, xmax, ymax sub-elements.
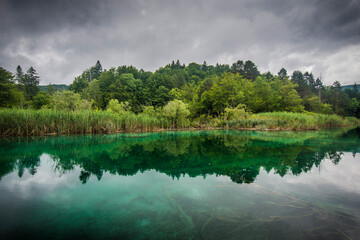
<box><xmin>20</xmin><ymin>67</ymin><xmax>40</xmax><ymax>100</ymax></box>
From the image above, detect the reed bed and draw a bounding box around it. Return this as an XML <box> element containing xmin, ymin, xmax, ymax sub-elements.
<box><xmin>225</xmin><ymin>112</ymin><xmax>359</xmax><ymax>130</ymax></box>
<box><xmin>0</xmin><ymin>109</ymin><xmax>170</xmax><ymax>136</ymax></box>
<box><xmin>0</xmin><ymin>109</ymin><xmax>358</xmax><ymax>136</ymax></box>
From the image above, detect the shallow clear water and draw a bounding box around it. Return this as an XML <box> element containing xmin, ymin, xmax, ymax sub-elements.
<box><xmin>1</xmin><ymin>128</ymin><xmax>360</xmax><ymax>239</ymax></box>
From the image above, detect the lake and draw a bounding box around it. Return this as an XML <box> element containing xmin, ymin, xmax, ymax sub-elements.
<box><xmin>1</xmin><ymin>129</ymin><xmax>360</xmax><ymax>239</ymax></box>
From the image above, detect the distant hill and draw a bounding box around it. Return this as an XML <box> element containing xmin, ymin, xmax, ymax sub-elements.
<box><xmin>39</xmin><ymin>84</ymin><xmax>68</xmax><ymax>92</ymax></box>
<box><xmin>341</xmin><ymin>83</ymin><xmax>360</xmax><ymax>91</ymax></box>
<box><xmin>341</xmin><ymin>85</ymin><xmax>356</xmax><ymax>90</ymax></box>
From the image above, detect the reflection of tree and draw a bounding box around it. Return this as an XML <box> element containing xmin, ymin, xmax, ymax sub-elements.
<box><xmin>79</xmin><ymin>170</ymin><xmax>91</xmax><ymax>184</ymax></box>
<box><xmin>17</xmin><ymin>156</ymin><xmax>40</xmax><ymax>177</ymax></box>
<box><xmin>1</xmin><ymin>128</ymin><xmax>359</xmax><ymax>184</ymax></box>
<box><xmin>228</xmin><ymin>167</ymin><xmax>260</xmax><ymax>184</ymax></box>
<box><xmin>328</xmin><ymin>151</ymin><xmax>343</xmax><ymax>165</ymax></box>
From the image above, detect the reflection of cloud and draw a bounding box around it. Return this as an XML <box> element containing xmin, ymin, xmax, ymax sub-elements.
<box><xmin>258</xmin><ymin>152</ymin><xmax>360</xmax><ymax>194</ymax></box>
<box><xmin>1</xmin><ymin>154</ymin><xmax>81</xmax><ymax>199</ymax></box>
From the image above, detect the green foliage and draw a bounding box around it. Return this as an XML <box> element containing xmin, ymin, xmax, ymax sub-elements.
<box><xmin>0</xmin><ymin>67</ymin><xmax>24</xmax><ymax>107</ymax></box>
<box><xmin>243</xmin><ymin>60</ymin><xmax>260</xmax><ymax>80</ymax></box>
<box><xmin>47</xmin><ymin>84</ymin><xmax>55</xmax><ymax>95</ymax></box>
<box><xmin>1</xmin><ymin>59</ymin><xmax>359</xmax><ymax>136</ymax></box>
<box><xmin>225</xmin><ymin>104</ymin><xmax>250</xmax><ymax>120</ymax></box>
<box><xmin>65</xmin><ymin>59</ymin><xmax>360</xmax><ymax>119</ymax></box>
<box><xmin>82</xmin><ymin>79</ymin><xmax>102</xmax><ymax>109</ymax></box>
<box><xmin>106</xmin><ymin>99</ymin><xmax>131</xmax><ymax>114</ymax></box>
<box><xmin>69</xmin><ymin>75</ymin><xmax>89</xmax><ymax>93</ymax></box>
<box><xmin>305</xmin><ymin>96</ymin><xmax>322</xmax><ymax>113</ymax></box>
<box><xmin>321</xmin><ymin>103</ymin><xmax>333</xmax><ymax>115</ymax></box>
<box><xmin>163</xmin><ymin>100</ymin><xmax>190</xmax><ymax>128</ymax></box>
<box><xmin>17</xmin><ymin>66</ymin><xmax>40</xmax><ymax>101</ymax></box>
<box><xmin>226</xmin><ymin>112</ymin><xmax>358</xmax><ymax>130</ymax></box>
<box><xmin>0</xmin><ymin>108</ymin><xmax>358</xmax><ymax>136</ymax></box>
<box><xmin>51</xmin><ymin>91</ymin><xmax>91</xmax><ymax>111</ymax></box>
<box><xmin>345</xmin><ymin>98</ymin><xmax>359</xmax><ymax>117</ymax></box>
<box><xmin>278</xmin><ymin>68</ymin><xmax>287</xmax><ymax>80</ymax></box>
<box><xmin>32</xmin><ymin>92</ymin><xmax>51</xmax><ymax>109</ymax></box>
<box><xmin>15</xmin><ymin>65</ymin><xmax>23</xmax><ymax>83</ymax></box>
<box><xmin>279</xmin><ymin>80</ymin><xmax>304</xmax><ymax>112</ymax></box>
<box><xmin>142</xmin><ymin>105</ymin><xmax>156</xmax><ymax>116</ymax></box>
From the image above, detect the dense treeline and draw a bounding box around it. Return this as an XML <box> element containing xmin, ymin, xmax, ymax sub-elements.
<box><xmin>67</xmin><ymin>59</ymin><xmax>359</xmax><ymax>118</ymax></box>
<box><xmin>0</xmin><ymin>59</ymin><xmax>359</xmax><ymax>134</ymax></box>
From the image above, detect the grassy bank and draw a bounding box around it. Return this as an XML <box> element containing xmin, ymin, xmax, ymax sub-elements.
<box><xmin>222</xmin><ymin>112</ymin><xmax>359</xmax><ymax>130</ymax></box>
<box><xmin>0</xmin><ymin>109</ymin><xmax>358</xmax><ymax>136</ymax></box>
<box><xmin>0</xmin><ymin>109</ymin><xmax>170</xmax><ymax>136</ymax></box>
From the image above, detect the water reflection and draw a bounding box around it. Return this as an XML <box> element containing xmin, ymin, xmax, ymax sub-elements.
<box><xmin>1</xmin><ymin>128</ymin><xmax>359</xmax><ymax>185</ymax></box>
<box><xmin>1</xmin><ymin>128</ymin><xmax>360</xmax><ymax>240</ymax></box>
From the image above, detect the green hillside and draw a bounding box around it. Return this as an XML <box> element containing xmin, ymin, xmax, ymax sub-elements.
<box><xmin>39</xmin><ymin>84</ymin><xmax>68</xmax><ymax>92</ymax></box>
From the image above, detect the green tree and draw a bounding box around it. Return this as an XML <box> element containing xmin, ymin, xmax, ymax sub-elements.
<box><xmin>19</xmin><ymin>67</ymin><xmax>40</xmax><ymax>101</ymax></box>
<box><xmin>225</xmin><ymin>104</ymin><xmax>250</xmax><ymax>120</ymax></box>
<box><xmin>32</xmin><ymin>92</ymin><xmax>51</xmax><ymax>109</ymax></box>
<box><xmin>230</xmin><ymin>60</ymin><xmax>244</xmax><ymax>75</ymax></box>
<box><xmin>330</xmin><ymin>81</ymin><xmax>345</xmax><ymax>115</ymax></box>
<box><xmin>321</xmin><ymin>103</ymin><xmax>333</xmax><ymax>115</ymax></box>
<box><xmin>98</xmin><ymin>68</ymin><xmax>117</xmax><ymax>107</ymax></box>
<box><xmin>82</xmin><ymin>79</ymin><xmax>102</xmax><ymax>109</ymax></box>
<box><xmin>47</xmin><ymin>83</ymin><xmax>55</xmax><ymax>95</ymax></box>
<box><xmin>279</xmin><ymin>80</ymin><xmax>304</xmax><ymax>112</ymax></box>
<box><xmin>0</xmin><ymin>67</ymin><xmax>24</xmax><ymax>107</ymax></box>
<box><xmin>92</xmin><ymin>60</ymin><xmax>103</xmax><ymax>80</ymax></box>
<box><xmin>304</xmin><ymin>72</ymin><xmax>316</xmax><ymax>93</ymax></box>
<box><xmin>315</xmin><ymin>77</ymin><xmax>324</xmax><ymax>100</ymax></box>
<box><xmin>346</xmin><ymin>98</ymin><xmax>359</xmax><ymax>117</ymax></box>
<box><xmin>305</xmin><ymin>96</ymin><xmax>322</xmax><ymax>113</ymax></box>
<box><xmin>199</xmin><ymin>91</ymin><xmax>213</xmax><ymax>115</ymax></box>
<box><xmin>207</xmin><ymin>74</ymin><xmax>238</xmax><ymax>114</ymax></box>
<box><xmin>163</xmin><ymin>99</ymin><xmax>190</xmax><ymax>128</ymax></box>
<box><xmin>278</xmin><ymin>68</ymin><xmax>287</xmax><ymax>80</ymax></box>
<box><xmin>250</xmin><ymin>77</ymin><xmax>274</xmax><ymax>112</ymax></box>
<box><xmin>142</xmin><ymin>105</ymin><xmax>156</xmax><ymax>116</ymax></box>
<box><xmin>198</xmin><ymin>77</ymin><xmax>214</xmax><ymax>98</ymax></box>
<box><xmin>291</xmin><ymin>70</ymin><xmax>311</xmax><ymax>99</ymax></box>
<box><xmin>243</xmin><ymin>60</ymin><xmax>260</xmax><ymax>80</ymax></box>
<box><xmin>69</xmin><ymin>75</ymin><xmax>89</xmax><ymax>93</ymax></box>
<box><xmin>15</xmin><ymin>65</ymin><xmax>24</xmax><ymax>83</ymax></box>
<box><xmin>153</xmin><ymin>86</ymin><xmax>171</xmax><ymax>107</ymax></box>
<box><xmin>51</xmin><ymin>91</ymin><xmax>91</xmax><ymax>111</ymax></box>
<box><xmin>106</xmin><ymin>99</ymin><xmax>131</xmax><ymax>114</ymax></box>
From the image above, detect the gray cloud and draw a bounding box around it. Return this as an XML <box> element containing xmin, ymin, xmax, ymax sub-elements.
<box><xmin>0</xmin><ymin>0</ymin><xmax>359</xmax><ymax>85</ymax></box>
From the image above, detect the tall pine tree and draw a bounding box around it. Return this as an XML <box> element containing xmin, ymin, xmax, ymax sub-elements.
<box><xmin>20</xmin><ymin>67</ymin><xmax>40</xmax><ymax>101</ymax></box>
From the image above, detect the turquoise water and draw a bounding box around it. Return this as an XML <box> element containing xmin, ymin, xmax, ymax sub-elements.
<box><xmin>1</xmin><ymin>129</ymin><xmax>360</xmax><ymax>239</ymax></box>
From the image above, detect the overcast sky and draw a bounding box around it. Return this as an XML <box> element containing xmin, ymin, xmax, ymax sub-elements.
<box><xmin>0</xmin><ymin>0</ymin><xmax>359</xmax><ymax>85</ymax></box>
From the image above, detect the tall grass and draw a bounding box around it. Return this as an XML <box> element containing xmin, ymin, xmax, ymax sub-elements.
<box><xmin>0</xmin><ymin>109</ymin><xmax>170</xmax><ymax>136</ymax></box>
<box><xmin>225</xmin><ymin>112</ymin><xmax>359</xmax><ymax>130</ymax></box>
<box><xmin>0</xmin><ymin>109</ymin><xmax>358</xmax><ymax>136</ymax></box>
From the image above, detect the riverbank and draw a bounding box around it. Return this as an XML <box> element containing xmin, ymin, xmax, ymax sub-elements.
<box><xmin>0</xmin><ymin>109</ymin><xmax>359</xmax><ymax>136</ymax></box>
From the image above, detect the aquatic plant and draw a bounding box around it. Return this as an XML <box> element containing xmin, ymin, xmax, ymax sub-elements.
<box><xmin>0</xmin><ymin>109</ymin><xmax>358</xmax><ymax>136</ymax></box>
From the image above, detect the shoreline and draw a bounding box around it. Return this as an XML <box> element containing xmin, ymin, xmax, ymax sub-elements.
<box><xmin>1</xmin><ymin>125</ymin><xmax>358</xmax><ymax>138</ymax></box>
<box><xmin>1</xmin><ymin>109</ymin><xmax>359</xmax><ymax>137</ymax></box>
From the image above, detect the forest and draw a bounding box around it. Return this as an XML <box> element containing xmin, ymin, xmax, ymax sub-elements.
<box><xmin>0</xmin><ymin>59</ymin><xmax>359</xmax><ymax>135</ymax></box>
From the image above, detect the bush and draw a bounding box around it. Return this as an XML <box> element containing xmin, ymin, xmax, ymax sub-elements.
<box><xmin>163</xmin><ymin>100</ymin><xmax>190</xmax><ymax>128</ymax></box>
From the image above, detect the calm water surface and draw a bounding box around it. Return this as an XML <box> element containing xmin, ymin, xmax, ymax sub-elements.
<box><xmin>1</xmin><ymin>129</ymin><xmax>360</xmax><ymax>239</ymax></box>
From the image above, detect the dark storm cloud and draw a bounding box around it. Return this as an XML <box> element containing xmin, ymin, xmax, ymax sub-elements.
<box><xmin>0</xmin><ymin>0</ymin><xmax>136</xmax><ymax>42</ymax></box>
<box><xmin>0</xmin><ymin>0</ymin><xmax>359</xmax><ymax>85</ymax></box>
<box><xmin>275</xmin><ymin>0</ymin><xmax>360</xmax><ymax>43</ymax></box>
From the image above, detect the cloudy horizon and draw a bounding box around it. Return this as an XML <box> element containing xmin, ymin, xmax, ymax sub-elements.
<box><xmin>0</xmin><ymin>0</ymin><xmax>359</xmax><ymax>86</ymax></box>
